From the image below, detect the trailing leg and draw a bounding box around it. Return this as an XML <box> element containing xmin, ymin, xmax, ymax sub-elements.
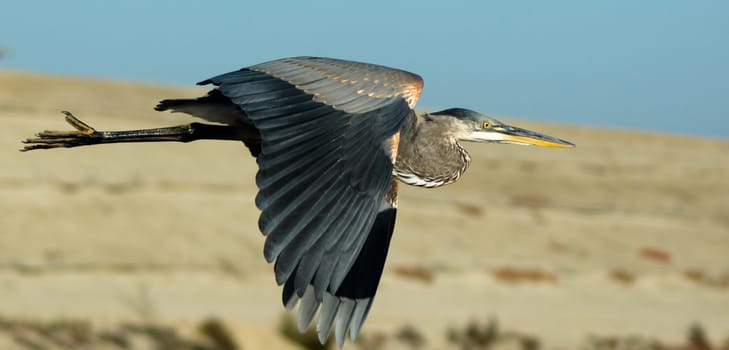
<box><xmin>22</xmin><ymin>111</ymin><xmax>259</xmax><ymax>151</ymax></box>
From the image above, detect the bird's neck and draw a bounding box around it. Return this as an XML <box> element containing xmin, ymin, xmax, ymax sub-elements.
<box><xmin>393</xmin><ymin>113</ymin><xmax>471</xmax><ymax>188</ymax></box>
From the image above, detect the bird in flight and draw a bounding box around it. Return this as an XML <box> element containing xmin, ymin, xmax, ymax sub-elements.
<box><xmin>22</xmin><ymin>56</ymin><xmax>574</xmax><ymax>348</ymax></box>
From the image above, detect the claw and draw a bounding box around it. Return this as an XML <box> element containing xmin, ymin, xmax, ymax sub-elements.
<box><xmin>20</xmin><ymin>111</ymin><xmax>99</xmax><ymax>152</ymax></box>
<box><xmin>62</xmin><ymin>111</ymin><xmax>96</xmax><ymax>135</ymax></box>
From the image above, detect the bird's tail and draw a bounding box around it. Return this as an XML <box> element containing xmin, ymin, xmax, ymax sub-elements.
<box><xmin>156</xmin><ymin>90</ymin><xmax>261</xmax><ymax>156</ymax></box>
<box><xmin>155</xmin><ymin>89</ymin><xmax>249</xmax><ymax>126</ymax></box>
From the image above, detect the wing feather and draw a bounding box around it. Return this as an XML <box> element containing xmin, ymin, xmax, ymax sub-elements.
<box><xmin>297</xmin><ymin>285</ymin><xmax>320</xmax><ymax>332</ymax></box>
<box><xmin>199</xmin><ymin>57</ymin><xmax>413</xmax><ymax>345</ymax></box>
<box><xmin>318</xmin><ymin>192</ymin><xmax>397</xmax><ymax>343</ymax></box>
<box><xmin>317</xmin><ymin>293</ymin><xmax>340</xmax><ymax>342</ymax></box>
<box><xmin>294</xmin><ymin>191</ymin><xmax>359</xmax><ymax>296</ymax></box>
<box><xmin>335</xmin><ymin>300</ymin><xmax>356</xmax><ymax>348</ymax></box>
<box><xmin>252</xmin><ymin>56</ymin><xmax>424</xmax><ymax>112</ymax></box>
<box><xmin>241</xmin><ymin>92</ymin><xmax>312</xmax><ymax>111</ymax></box>
<box><xmin>272</xmin><ymin>177</ymin><xmax>349</xmax><ymax>281</ymax></box>
<box><xmin>263</xmin><ymin>164</ymin><xmax>343</xmax><ymax>266</ymax></box>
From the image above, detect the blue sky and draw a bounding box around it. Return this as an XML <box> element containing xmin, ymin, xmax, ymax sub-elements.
<box><xmin>2</xmin><ymin>1</ymin><xmax>727</xmax><ymax>138</ymax></box>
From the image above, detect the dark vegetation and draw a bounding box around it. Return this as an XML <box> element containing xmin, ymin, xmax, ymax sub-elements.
<box><xmin>0</xmin><ymin>315</ymin><xmax>727</xmax><ymax>349</ymax></box>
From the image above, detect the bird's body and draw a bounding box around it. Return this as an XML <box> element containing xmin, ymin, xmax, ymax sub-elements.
<box><xmin>22</xmin><ymin>56</ymin><xmax>574</xmax><ymax>348</ymax></box>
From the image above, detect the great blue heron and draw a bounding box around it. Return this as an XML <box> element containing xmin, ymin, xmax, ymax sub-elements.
<box><xmin>22</xmin><ymin>57</ymin><xmax>574</xmax><ymax>347</ymax></box>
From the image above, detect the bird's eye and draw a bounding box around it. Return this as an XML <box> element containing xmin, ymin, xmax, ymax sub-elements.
<box><xmin>482</xmin><ymin>122</ymin><xmax>491</xmax><ymax>129</ymax></box>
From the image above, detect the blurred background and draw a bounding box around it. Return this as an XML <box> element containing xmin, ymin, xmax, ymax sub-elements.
<box><xmin>1</xmin><ymin>1</ymin><xmax>728</xmax><ymax>349</ymax></box>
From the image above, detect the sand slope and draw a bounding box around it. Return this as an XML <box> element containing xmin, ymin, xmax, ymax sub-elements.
<box><xmin>1</xmin><ymin>70</ymin><xmax>728</xmax><ymax>349</ymax></box>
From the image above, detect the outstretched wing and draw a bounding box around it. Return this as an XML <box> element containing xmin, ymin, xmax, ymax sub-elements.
<box><xmin>198</xmin><ymin>57</ymin><xmax>422</xmax><ymax>345</ymax></box>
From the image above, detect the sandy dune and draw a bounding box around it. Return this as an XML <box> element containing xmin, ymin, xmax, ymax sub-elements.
<box><xmin>1</xmin><ymin>70</ymin><xmax>728</xmax><ymax>349</ymax></box>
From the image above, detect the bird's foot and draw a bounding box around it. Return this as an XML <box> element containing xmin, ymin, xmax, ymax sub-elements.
<box><xmin>21</xmin><ymin>111</ymin><xmax>100</xmax><ymax>151</ymax></box>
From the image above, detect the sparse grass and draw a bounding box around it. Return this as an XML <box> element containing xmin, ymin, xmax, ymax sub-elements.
<box><xmin>395</xmin><ymin>324</ymin><xmax>427</xmax><ymax>349</ymax></box>
<box><xmin>583</xmin><ymin>334</ymin><xmax>663</xmax><ymax>350</ymax></box>
<box><xmin>278</xmin><ymin>314</ymin><xmax>332</xmax><ymax>350</ymax></box>
<box><xmin>547</xmin><ymin>240</ymin><xmax>569</xmax><ymax>254</ymax></box>
<box><xmin>354</xmin><ymin>324</ymin><xmax>427</xmax><ymax>350</ymax></box>
<box><xmin>2</xmin><ymin>315</ymin><xmax>727</xmax><ymax>350</ymax></box>
<box><xmin>509</xmin><ymin>193</ymin><xmax>550</xmax><ymax>222</ymax></box>
<box><xmin>447</xmin><ymin>318</ymin><xmax>539</xmax><ymax>350</ymax></box>
<box><xmin>639</xmin><ymin>247</ymin><xmax>672</xmax><ymax>264</ymax></box>
<box><xmin>609</xmin><ymin>269</ymin><xmax>637</xmax><ymax>285</ymax></box>
<box><xmin>455</xmin><ymin>202</ymin><xmax>485</xmax><ymax>217</ymax></box>
<box><xmin>683</xmin><ymin>269</ymin><xmax>706</xmax><ymax>283</ymax></box>
<box><xmin>0</xmin><ymin>317</ymin><xmax>92</xmax><ymax>349</ymax></box>
<box><xmin>683</xmin><ymin>269</ymin><xmax>729</xmax><ymax>289</ymax></box>
<box><xmin>509</xmin><ymin>193</ymin><xmax>549</xmax><ymax>210</ymax></box>
<box><xmin>490</xmin><ymin>266</ymin><xmax>558</xmax><ymax>284</ymax></box>
<box><xmin>58</xmin><ymin>181</ymin><xmax>82</xmax><ymax>194</ymax></box>
<box><xmin>392</xmin><ymin>265</ymin><xmax>436</xmax><ymax>284</ymax></box>
<box><xmin>198</xmin><ymin>318</ymin><xmax>238</xmax><ymax>350</ymax></box>
<box><xmin>0</xmin><ymin>316</ymin><xmax>239</xmax><ymax>350</ymax></box>
<box><xmin>583</xmin><ymin>323</ymin><xmax>729</xmax><ymax>350</ymax></box>
<box><xmin>356</xmin><ymin>331</ymin><xmax>387</xmax><ymax>350</ymax></box>
<box><xmin>217</xmin><ymin>257</ymin><xmax>247</xmax><ymax>277</ymax></box>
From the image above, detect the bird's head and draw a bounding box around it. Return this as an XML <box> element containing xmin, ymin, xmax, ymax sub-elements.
<box><xmin>429</xmin><ymin>108</ymin><xmax>575</xmax><ymax>148</ymax></box>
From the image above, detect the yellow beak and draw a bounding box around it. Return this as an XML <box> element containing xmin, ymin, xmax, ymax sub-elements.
<box><xmin>494</xmin><ymin>125</ymin><xmax>575</xmax><ymax>148</ymax></box>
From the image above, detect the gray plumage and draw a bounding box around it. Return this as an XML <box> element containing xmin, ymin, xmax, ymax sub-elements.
<box><xmin>198</xmin><ymin>58</ymin><xmax>412</xmax><ymax>345</ymax></box>
<box><xmin>22</xmin><ymin>56</ymin><xmax>575</xmax><ymax>348</ymax></box>
<box><xmin>394</xmin><ymin>112</ymin><xmax>472</xmax><ymax>187</ymax></box>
